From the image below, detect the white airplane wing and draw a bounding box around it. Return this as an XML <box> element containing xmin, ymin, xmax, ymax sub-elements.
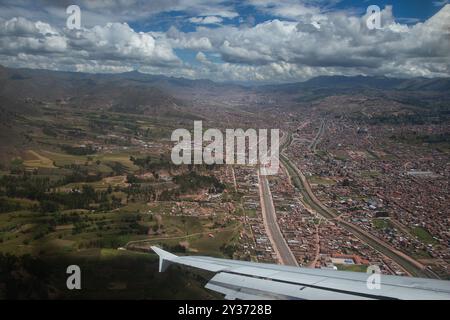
<box><xmin>151</xmin><ymin>246</ymin><xmax>450</xmax><ymax>300</ymax></box>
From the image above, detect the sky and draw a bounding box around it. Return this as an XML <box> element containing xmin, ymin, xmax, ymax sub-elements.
<box><xmin>0</xmin><ymin>0</ymin><xmax>449</xmax><ymax>83</ymax></box>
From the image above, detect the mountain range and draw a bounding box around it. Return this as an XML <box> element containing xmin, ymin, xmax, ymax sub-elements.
<box><xmin>1</xmin><ymin>65</ymin><xmax>449</xmax><ymax>114</ymax></box>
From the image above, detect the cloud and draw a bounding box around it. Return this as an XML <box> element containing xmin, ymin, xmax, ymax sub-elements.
<box><xmin>166</xmin><ymin>26</ymin><xmax>213</xmax><ymax>50</ymax></box>
<box><xmin>165</xmin><ymin>5</ymin><xmax>450</xmax><ymax>81</ymax></box>
<box><xmin>0</xmin><ymin>17</ymin><xmax>67</xmax><ymax>54</ymax></box>
<box><xmin>195</xmin><ymin>51</ymin><xmax>208</xmax><ymax>63</ymax></box>
<box><xmin>72</xmin><ymin>23</ymin><xmax>179</xmax><ymax>65</ymax></box>
<box><xmin>189</xmin><ymin>16</ymin><xmax>223</xmax><ymax>25</ymax></box>
<box><xmin>0</xmin><ymin>17</ymin><xmax>181</xmax><ymax>72</ymax></box>
<box><xmin>247</xmin><ymin>0</ymin><xmax>342</xmax><ymax>20</ymax></box>
<box><xmin>248</xmin><ymin>0</ymin><xmax>320</xmax><ymax>19</ymax></box>
<box><xmin>0</xmin><ymin>1</ymin><xmax>449</xmax><ymax>82</ymax></box>
<box><xmin>0</xmin><ymin>0</ymin><xmax>239</xmax><ymax>27</ymax></box>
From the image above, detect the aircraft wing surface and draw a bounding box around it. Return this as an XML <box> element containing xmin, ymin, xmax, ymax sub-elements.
<box><xmin>151</xmin><ymin>246</ymin><xmax>450</xmax><ymax>300</ymax></box>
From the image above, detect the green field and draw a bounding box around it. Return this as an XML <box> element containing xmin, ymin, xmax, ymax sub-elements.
<box><xmin>411</xmin><ymin>226</ymin><xmax>437</xmax><ymax>244</ymax></box>
<box><xmin>307</xmin><ymin>175</ymin><xmax>336</xmax><ymax>185</ymax></box>
<box><xmin>372</xmin><ymin>218</ymin><xmax>392</xmax><ymax>230</ymax></box>
<box><xmin>336</xmin><ymin>264</ymin><xmax>368</xmax><ymax>273</ymax></box>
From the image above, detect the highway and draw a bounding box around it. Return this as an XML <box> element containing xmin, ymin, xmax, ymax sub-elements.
<box><xmin>309</xmin><ymin>120</ymin><xmax>325</xmax><ymax>152</ymax></box>
<box><xmin>258</xmin><ymin>169</ymin><xmax>298</xmax><ymax>266</ymax></box>
<box><xmin>280</xmin><ymin>128</ymin><xmax>435</xmax><ymax>278</ymax></box>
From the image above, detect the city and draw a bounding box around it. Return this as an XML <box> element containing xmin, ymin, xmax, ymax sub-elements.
<box><xmin>0</xmin><ymin>0</ymin><xmax>449</xmax><ymax>303</ymax></box>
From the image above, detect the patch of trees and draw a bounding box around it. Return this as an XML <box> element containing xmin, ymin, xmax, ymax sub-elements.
<box><xmin>0</xmin><ymin>171</ymin><xmax>123</xmax><ymax>212</ymax></box>
<box><xmin>160</xmin><ymin>243</ymin><xmax>186</xmax><ymax>253</ymax></box>
<box><xmin>72</xmin><ymin>221</ymin><xmax>91</xmax><ymax>235</ymax></box>
<box><xmin>126</xmin><ymin>174</ymin><xmax>144</xmax><ymax>184</ymax></box>
<box><xmin>124</xmin><ymin>183</ymin><xmax>156</xmax><ymax>202</ymax></box>
<box><xmin>155</xmin><ymin>172</ymin><xmax>225</xmax><ymax>200</ymax></box>
<box><xmin>0</xmin><ymin>198</ymin><xmax>22</xmax><ymax>213</ymax></box>
<box><xmin>173</xmin><ymin>171</ymin><xmax>225</xmax><ymax>194</ymax></box>
<box><xmin>41</xmin><ymin>185</ymin><xmax>99</xmax><ymax>210</ymax></box>
<box><xmin>9</xmin><ymin>158</ymin><xmax>25</xmax><ymax>174</ymax></box>
<box><xmin>39</xmin><ymin>200</ymin><xmax>59</xmax><ymax>213</ymax></box>
<box><xmin>42</xmin><ymin>127</ymin><xmax>57</xmax><ymax>137</ymax></box>
<box><xmin>2</xmin><ymin>168</ymin><xmax>104</xmax><ymax>194</ymax></box>
<box><xmin>1</xmin><ymin>174</ymin><xmax>104</xmax><ymax>210</ymax></box>
<box><xmin>60</xmin><ymin>144</ymin><xmax>95</xmax><ymax>156</ymax></box>
<box><xmin>130</xmin><ymin>154</ymin><xmax>173</xmax><ymax>171</ymax></box>
<box><xmin>109</xmin><ymin>162</ymin><xmax>128</xmax><ymax>175</ymax></box>
<box><xmin>52</xmin><ymin>212</ymin><xmax>83</xmax><ymax>225</ymax></box>
<box><xmin>159</xmin><ymin>189</ymin><xmax>180</xmax><ymax>201</ymax></box>
<box><xmin>220</xmin><ymin>243</ymin><xmax>237</xmax><ymax>258</ymax></box>
<box><xmin>124</xmin><ymin>222</ymin><xmax>148</xmax><ymax>235</ymax></box>
<box><xmin>32</xmin><ymin>223</ymin><xmax>54</xmax><ymax>240</ymax></box>
<box><xmin>88</xmin><ymin>119</ymin><xmax>114</xmax><ymax>133</ymax></box>
<box><xmin>1</xmin><ymin>174</ymin><xmax>53</xmax><ymax>200</ymax></box>
<box><xmin>62</xmin><ymin>167</ymin><xmax>102</xmax><ymax>184</ymax></box>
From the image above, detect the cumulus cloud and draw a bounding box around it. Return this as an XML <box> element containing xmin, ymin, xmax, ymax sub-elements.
<box><xmin>189</xmin><ymin>16</ymin><xmax>223</xmax><ymax>25</ymax></box>
<box><xmin>0</xmin><ymin>17</ymin><xmax>180</xmax><ymax>72</ymax></box>
<box><xmin>72</xmin><ymin>23</ymin><xmax>179</xmax><ymax>65</ymax></box>
<box><xmin>0</xmin><ymin>1</ymin><xmax>449</xmax><ymax>82</ymax></box>
<box><xmin>0</xmin><ymin>17</ymin><xmax>67</xmax><ymax>55</ymax></box>
<box><xmin>165</xmin><ymin>5</ymin><xmax>450</xmax><ymax>81</ymax></box>
<box><xmin>166</xmin><ymin>26</ymin><xmax>213</xmax><ymax>51</ymax></box>
<box><xmin>195</xmin><ymin>51</ymin><xmax>208</xmax><ymax>63</ymax></box>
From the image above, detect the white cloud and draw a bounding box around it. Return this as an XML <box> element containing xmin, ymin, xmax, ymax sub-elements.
<box><xmin>0</xmin><ymin>17</ymin><xmax>181</xmax><ymax>72</ymax></box>
<box><xmin>75</xmin><ymin>23</ymin><xmax>179</xmax><ymax>65</ymax></box>
<box><xmin>0</xmin><ymin>0</ymin><xmax>239</xmax><ymax>27</ymax></box>
<box><xmin>166</xmin><ymin>26</ymin><xmax>213</xmax><ymax>50</ymax></box>
<box><xmin>247</xmin><ymin>0</ymin><xmax>334</xmax><ymax>20</ymax></box>
<box><xmin>195</xmin><ymin>51</ymin><xmax>208</xmax><ymax>63</ymax></box>
<box><xmin>189</xmin><ymin>16</ymin><xmax>223</xmax><ymax>25</ymax></box>
<box><xmin>0</xmin><ymin>2</ymin><xmax>449</xmax><ymax>82</ymax></box>
<box><xmin>164</xmin><ymin>5</ymin><xmax>450</xmax><ymax>81</ymax></box>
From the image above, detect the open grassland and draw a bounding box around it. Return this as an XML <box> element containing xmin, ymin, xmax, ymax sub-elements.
<box><xmin>23</xmin><ymin>150</ymin><xmax>57</xmax><ymax>169</ymax></box>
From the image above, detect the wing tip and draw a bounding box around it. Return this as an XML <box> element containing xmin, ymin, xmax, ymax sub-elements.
<box><xmin>150</xmin><ymin>246</ymin><xmax>178</xmax><ymax>272</ymax></box>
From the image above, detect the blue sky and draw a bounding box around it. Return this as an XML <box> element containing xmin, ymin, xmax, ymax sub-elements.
<box><xmin>0</xmin><ymin>0</ymin><xmax>449</xmax><ymax>82</ymax></box>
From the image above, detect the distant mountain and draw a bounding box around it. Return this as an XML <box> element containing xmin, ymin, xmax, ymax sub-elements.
<box><xmin>394</xmin><ymin>78</ymin><xmax>450</xmax><ymax>91</ymax></box>
<box><xmin>259</xmin><ymin>75</ymin><xmax>450</xmax><ymax>93</ymax></box>
<box><xmin>0</xmin><ymin>65</ymin><xmax>249</xmax><ymax>109</ymax></box>
<box><xmin>0</xmin><ymin>65</ymin><xmax>185</xmax><ymax>115</ymax></box>
<box><xmin>1</xmin><ymin>65</ymin><xmax>449</xmax><ymax>113</ymax></box>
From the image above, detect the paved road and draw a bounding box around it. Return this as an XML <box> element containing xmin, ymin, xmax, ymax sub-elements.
<box><xmin>309</xmin><ymin>120</ymin><xmax>325</xmax><ymax>152</ymax></box>
<box><xmin>258</xmin><ymin>171</ymin><xmax>298</xmax><ymax>266</ymax></box>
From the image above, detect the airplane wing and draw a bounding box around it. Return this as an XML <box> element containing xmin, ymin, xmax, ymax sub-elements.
<box><xmin>151</xmin><ymin>246</ymin><xmax>450</xmax><ymax>300</ymax></box>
